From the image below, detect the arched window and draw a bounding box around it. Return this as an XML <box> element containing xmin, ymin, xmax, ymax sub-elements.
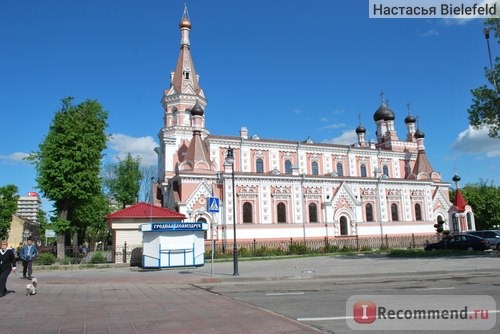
<box><xmin>391</xmin><ymin>203</ymin><xmax>399</xmax><ymax>221</ymax></box>
<box><xmin>243</xmin><ymin>202</ymin><xmax>253</xmax><ymax>223</ymax></box>
<box><xmin>309</xmin><ymin>203</ymin><xmax>318</xmax><ymax>223</ymax></box>
<box><xmin>256</xmin><ymin>158</ymin><xmax>264</xmax><ymax>173</ymax></box>
<box><xmin>336</xmin><ymin>162</ymin><xmax>344</xmax><ymax>176</ymax></box>
<box><xmin>415</xmin><ymin>203</ymin><xmax>422</xmax><ymax>221</ymax></box>
<box><xmin>277</xmin><ymin>202</ymin><xmax>287</xmax><ymax>223</ymax></box>
<box><xmin>340</xmin><ymin>216</ymin><xmax>348</xmax><ymax>235</ymax></box>
<box><xmin>365</xmin><ymin>203</ymin><xmax>374</xmax><ymax>222</ymax></box>
<box><xmin>312</xmin><ymin>161</ymin><xmax>319</xmax><ymax>175</ymax></box>
<box><xmin>383</xmin><ymin>165</ymin><xmax>389</xmax><ymax>178</ymax></box>
<box><xmin>467</xmin><ymin>212</ymin><xmax>473</xmax><ymax>230</ymax></box>
<box><xmin>360</xmin><ymin>164</ymin><xmax>367</xmax><ymax>177</ymax></box>
<box><xmin>285</xmin><ymin>160</ymin><xmax>292</xmax><ymax>174</ymax></box>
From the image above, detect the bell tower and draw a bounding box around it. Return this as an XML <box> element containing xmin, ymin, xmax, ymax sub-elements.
<box><xmin>157</xmin><ymin>4</ymin><xmax>209</xmax><ymax>182</ymax></box>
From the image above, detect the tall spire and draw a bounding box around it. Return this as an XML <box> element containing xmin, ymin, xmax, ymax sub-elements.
<box><xmin>170</xmin><ymin>2</ymin><xmax>202</xmax><ymax>96</ymax></box>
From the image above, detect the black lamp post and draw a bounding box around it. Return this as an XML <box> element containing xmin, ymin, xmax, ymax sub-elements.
<box><xmin>225</xmin><ymin>146</ymin><xmax>239</xmax><ymax>276</ymax></box>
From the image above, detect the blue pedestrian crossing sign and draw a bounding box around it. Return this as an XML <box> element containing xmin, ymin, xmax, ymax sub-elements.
<box><xmin>207</xmin><ymin>197</ymin><xmax>220</xmax><ymax>213</ymax></box>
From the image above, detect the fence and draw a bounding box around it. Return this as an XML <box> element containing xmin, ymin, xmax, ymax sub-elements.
<box><xmin>88</xmin><ymin>234</ymin><xmax>439</xmax><ymax>266</ymax></box>
<box><xmin>204</xmin><ymin>234</ymin><xmax>438</xmax><ymax>256</ymax></box>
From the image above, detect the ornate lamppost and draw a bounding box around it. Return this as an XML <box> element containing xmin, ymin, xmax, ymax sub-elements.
<box><xmin>225</xmin><ymin>146</ymin><xmax>239</xmax><ymax>276</ymax></box>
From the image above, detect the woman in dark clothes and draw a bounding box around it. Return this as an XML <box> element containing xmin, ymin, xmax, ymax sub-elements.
<box><xmin>0</xmin><ymin>240</ymin><xmax>17</xmax><ymax>297</ymax></box>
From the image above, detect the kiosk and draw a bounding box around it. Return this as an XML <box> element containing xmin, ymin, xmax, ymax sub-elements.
<box><xmin>141</xmin><ymin>222</ymin><xmax>208</xmax><ymax>268</ymax></box>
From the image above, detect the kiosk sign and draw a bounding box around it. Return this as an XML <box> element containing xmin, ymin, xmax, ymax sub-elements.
<box><xmin>141</xmin><ymin>222</ymin><xmax>207</xmax><ymax>232</ymax></box>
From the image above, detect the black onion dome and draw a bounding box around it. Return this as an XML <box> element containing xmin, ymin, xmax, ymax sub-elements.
<box><xmin>373</xmin><ymin>102</ymin><xmax>395</xmax><ymax>122</ymax></box>
<box><xmin>190</xmin><ymin>101</ymin><xmax>204</xmax><ymax>116</ymax></box>
<box><xmin>414</xmin><ymin>128</ymin><xmax>425</xmax><ymax>138</ymax></box>
<box><xmin>452</xmin><ymin>174</ymin><xmax>461</xmax><ymax>182</ymax></box>
<box><xmin>355</xmin><ymin>124</ymin><xmax>366</xmax><ymax>134</ymax></box>
<box><xmin>404</xmin><ymin>113</ymin><xmax>416</xmax><ymax>124</ymax></box>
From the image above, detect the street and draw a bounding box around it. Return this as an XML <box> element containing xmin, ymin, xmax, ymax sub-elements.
<box><xmin>196</xmin><ymin>256</ymin><xmax>500</xmax><ymax>333</ymax></box>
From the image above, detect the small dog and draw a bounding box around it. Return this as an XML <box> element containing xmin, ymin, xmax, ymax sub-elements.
<box><xmin>25</xmin><ymin>277</ymin><xmax>37</xmax><ymax>296</ymax></box>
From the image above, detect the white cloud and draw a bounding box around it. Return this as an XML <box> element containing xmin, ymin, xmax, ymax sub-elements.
<box><xmin>322</xmin><ymin>130</ymin><xmax>358</xmax><ymax>145</ymax></box>
<box><xmin>0</xmin><ymin>152</ymin><xmax>30</xmax><ymax>163</ymax></box>
<box><xmin>108</xmin><ymin>133</ymin><xmax>158</xmax><ymax>166</ymax></box>
<box><xmin>451</xmin><ymin>126</ymin><xmax>500</xmax><ymax>157</ymax></box>
<box><xmin>420</xmin><ymin>29</ymin><xmax>439</xmax><ymax>37</ymax></box>
<box><xmin>323</xmin><ymin>123</ymin><xmax>346</xmax><ymax>130</ymax></box>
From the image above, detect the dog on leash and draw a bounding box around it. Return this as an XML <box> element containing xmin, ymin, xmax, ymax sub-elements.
<box><xmin>25</xmin><ymin>277</ymin><xmax>37</xmax><ymax>296</ymax></box>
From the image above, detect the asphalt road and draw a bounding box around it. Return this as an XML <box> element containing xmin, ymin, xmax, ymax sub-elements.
<box><xmin>196</xmin><ymin>255</ymin><xmax>500</xmax><ymax>334</ymax></box>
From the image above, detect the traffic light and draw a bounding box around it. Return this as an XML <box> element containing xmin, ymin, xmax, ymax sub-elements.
<box><xmin>434</xmin><ymin>218</ymin><xmax>445</xmax><ymax>234</ymax></box>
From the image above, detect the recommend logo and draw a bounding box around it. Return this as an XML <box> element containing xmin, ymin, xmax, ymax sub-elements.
<box><xmin>347</xmin><ymin>295</ymin><xmax>496</xmax><ymax>331</ymax></box>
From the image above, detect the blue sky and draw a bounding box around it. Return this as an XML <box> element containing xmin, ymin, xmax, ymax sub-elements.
<box><xmin>1</xmin><ymin>1</ymin><xmax>499</xmax><ymax>212</ymax></box>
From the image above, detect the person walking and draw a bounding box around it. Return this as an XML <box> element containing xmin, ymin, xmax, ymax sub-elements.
<box><xmin>0</xmin><ymin>240</ymin><xmax>16</xmax><ymax>297</ymax></box>
<box><xmin>20</xmin><ymin>237</ymin><xmax>37</xmax><ymax>279</ymax></box>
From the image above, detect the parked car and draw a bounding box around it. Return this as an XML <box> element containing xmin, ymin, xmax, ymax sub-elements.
<box><xmin>424</xmin><ymin>234</ymin><xmax>489</xmax><ymax>251</ymax></box>
<box><xmin>466</xmin><ymin>230</ymin><xmax>500</xmax><ymax>250</ymax></box>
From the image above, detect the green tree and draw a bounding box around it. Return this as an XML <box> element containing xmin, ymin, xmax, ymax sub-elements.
<box><xmin>106</xmin><ymin>153</ymin><xmax>142</xmax><ymax>208</ymax></box>
<box><xmin>28</xmin><ymin>97</ymin><xmax>108</xmax><ymax>259</ymax></box>
<box><xmin>0</xmin><ymin>185</ymin><xmax>19</xmax><ymax>240</ymax></box>
<box><xmin>450</xmin><ymin>180</ymin><xmax>500</xmax><ymax>230</ymax></box>
<box><xmin>468</xmin><ymin>18</ymin><xmax>500</xmax><ymax>138</ymax></box>
<box><xmin>36</xmin><ymin>208</ymin><xmax>49</xmax><ymax>241</ymax></box>
<box><xmin>73</xmin><ymin>192</ymin><xmax>111</xmax><ymax>251</ymax></box>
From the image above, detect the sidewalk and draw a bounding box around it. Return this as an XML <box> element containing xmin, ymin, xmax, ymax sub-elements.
<box><xmin>3</xmin><ymin>263</ymin><xmax>323</xmax><ymax>334</ymax></box>
<box><xmin>2</xmin><ymin>254</ymin><xmax>498</xmax><ymax>334</ymax></box>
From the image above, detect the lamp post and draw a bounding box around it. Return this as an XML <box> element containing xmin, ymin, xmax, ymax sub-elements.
<box><xmin>374</xmin><ymin>168</ymin><xmax>384</xmax><ymax>249</ymax></box>
<box><xmin>225</xmin><ymin>146</ymin><xmax>239</xmax><ymax>276</ymax></box>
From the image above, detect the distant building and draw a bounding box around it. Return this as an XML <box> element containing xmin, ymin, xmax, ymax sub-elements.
<box><xmin>8</xmin><ymin>215</ymin><xmax>39</xmax><ymax>247</ymax></box>
<box><xmin>16</xmin><ymin>192</ymin><xmax>41</xmax><ymax>223</ymax></box>
<box><xmin>153</xmin><ymin>5</ymin><xmax>454</xmax><ymax>242</ymax></box>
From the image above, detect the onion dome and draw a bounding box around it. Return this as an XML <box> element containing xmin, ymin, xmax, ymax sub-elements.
<box><xmin>404</xmin><ymin>113</ymin><xmax>416</xmax><ymax>124</ymax></box>
<box><xmin>190</xmin><ymin>101</ymin><xmax>204</xmax><ymax>116</ymax></box>
<box><xmin>373</xmin><ymin>102</ymin><xmax>395</xmax><ymax>122</ymax></box>
<box><xmin>452</xmin><ymin>174</ymin><xmax>461</xmax><ymax>183</ymax></box>
<box><xmin>414</xmin><ymin>128</ymin><xmax>425</xmax><ymax>138</ymax></box>
<box><xmin>355</xmin><ymin>124</ymin><xmax>366</xmax><ymax>134</ymax></box>
<box><xmin>179</xmin><ymin>16</ymin><xmax>191</xmax><ymax>29</ymax></box>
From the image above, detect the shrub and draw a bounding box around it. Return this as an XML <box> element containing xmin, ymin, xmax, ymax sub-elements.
<box><xmin>60</xmin><ymin>256</ymin><xmax>77</xmax><ymax>265</ymax></box>
<box><xmin>36</xmin><ymin>252</ymin><xmax>57</xmax><ymax>265</ymax></box>
<box><xmin>289</xmin><ymin>242</ymin><xmax>308</xmax><ymax>255</ymax></box>
<box><xmin>360</xmin><ymin>246</ymin><xmax>372</xmax><ymax>252</ymax></box>
<box><xmin>238</xmin><ymin>246</ymin><xmax>251</xmax><ymax>257</ymax></box>
<box><xmin>324</xmin><ymin>244</ymin><xmax>340</xmax><ymax>253</ymax></box>
<box><xmin>90</xmin><ymin>251</ymin><xmax>106</xmax><ymax>264</ymax></box>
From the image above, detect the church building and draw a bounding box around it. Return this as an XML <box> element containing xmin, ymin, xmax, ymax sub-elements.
<box><xmin>153</xmin><ymin>6</ymin><xmax>467</xmax><ymax>242</ymax></box>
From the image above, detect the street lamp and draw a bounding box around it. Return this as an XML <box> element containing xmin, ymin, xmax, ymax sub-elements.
<box><xmin>225</xmin><ymin>146</ymin><xmax>239</xmax><ymax>276</ymax></box>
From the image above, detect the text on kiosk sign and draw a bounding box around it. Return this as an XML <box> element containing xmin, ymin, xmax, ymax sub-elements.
<box><xmin>152</xmin><ymin>222</ymin><xmax>203</xmax><ymax>231</ymax></box>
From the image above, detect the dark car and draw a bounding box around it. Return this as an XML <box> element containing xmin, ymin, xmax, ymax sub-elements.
<box><xmin>466</xmin><ymin>230</ymin><xmax>500</xmax><ymax>250</ymax></box>
<box><xmin>424</xmin><ymin>234</ymin><xmax>489</xmax><ymax>251</ymax></box>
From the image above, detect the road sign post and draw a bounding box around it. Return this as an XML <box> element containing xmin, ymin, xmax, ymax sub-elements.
<box><xmin>207</xmin><ymin>197</ymin><xmax>220</xmax><ymax>276</ymax></box>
